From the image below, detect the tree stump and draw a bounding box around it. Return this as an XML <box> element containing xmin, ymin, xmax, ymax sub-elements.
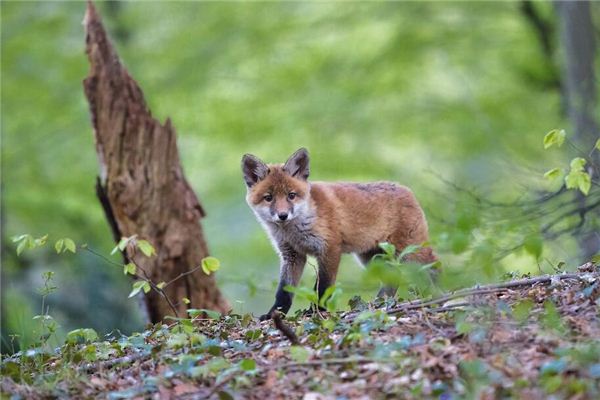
<box><xmin>82</xmin><ymin>1</ymin><xmax>230</xmax><ymax>322</ymax></box>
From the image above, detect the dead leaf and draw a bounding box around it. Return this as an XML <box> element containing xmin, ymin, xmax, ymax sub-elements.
<box><xmin>173</xmin><ymin>383</ymin><xmax>198</xmax><ymax>396</ymax></box>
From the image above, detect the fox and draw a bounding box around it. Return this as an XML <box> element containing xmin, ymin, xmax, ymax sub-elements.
<box><xmin>242</xmin><ymin>148</ymin><xmax>436</xmax><ymax>320</ymax></box>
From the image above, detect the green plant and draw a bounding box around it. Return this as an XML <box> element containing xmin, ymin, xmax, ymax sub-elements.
<box><xmin>364</xmin><ymin>242</ymin><xmax>440</xmax><ymax>301</ymax></box>
<box><xmin>33</xmin><ymin>271</ymin><xmax>59</xmax><ymax>351</ymax></box>
<box><xmin>543</xmin><ymin>129</ymin><xmax>599</xmax><ymax>196</ymax></box>
<box><xmin>284</xmin><ymin>284</ymin><xmax>344</xmax><ymax>316</ymax></box>
<box><xmin>11</xmin><ymin>234</ymin><xmax>48</xmax><ymax>256</ymax></box>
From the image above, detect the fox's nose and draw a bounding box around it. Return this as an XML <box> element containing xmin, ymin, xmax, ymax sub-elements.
<box><xmin>278</xmin><ymin>212</ymin><xmax>288</xmax><ymax>221</ymax></box>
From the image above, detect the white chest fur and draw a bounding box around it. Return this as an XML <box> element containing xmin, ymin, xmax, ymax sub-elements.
<box><xmin>265</xmin><ymin>217</ymin><xmax>325</xmax><ymax>256</ymax></box>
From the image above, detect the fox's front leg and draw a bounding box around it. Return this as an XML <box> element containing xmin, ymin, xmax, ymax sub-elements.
<box><xmin>260</xmin><ymin>243</ymin><xmax>306</xmax><ymax>321</ymax></box>
<box><xmin>314</xmin><ymin>248</ymin><xmax>341</xmax><ymax>304</ymax></box>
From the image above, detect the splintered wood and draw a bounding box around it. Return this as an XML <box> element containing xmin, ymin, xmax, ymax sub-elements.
<box><xmin>83</xmin><ymin>2</ymin><xmax>229</xmax><ymax>321</ymax></box>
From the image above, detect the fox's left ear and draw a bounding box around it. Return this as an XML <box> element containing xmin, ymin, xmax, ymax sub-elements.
<box><xmin>242</xmin><ymin>154</ymin><xmax>269</xmax><ymax>188</ymax></box>
<box><xmin>283</xmin><ymin>148</ymin><xmax>310</xmax><ymax>181</ymax></box>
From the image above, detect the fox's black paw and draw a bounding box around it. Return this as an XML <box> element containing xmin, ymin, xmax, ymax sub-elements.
<box><xmin>259</xmin><ymin>312</ymin><xmax>273</xmax><ymax>321</ymax></box>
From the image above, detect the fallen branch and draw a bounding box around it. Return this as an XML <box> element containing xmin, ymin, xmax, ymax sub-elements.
<box><xmin>344</xmin><ymin>269</ymin><xmax>598</xmax><ymax>321</ymax></box>
<box><xmin>276</xmin><ymin>356</ymin><xmax>391</xmax><ymax>369</ymax></box>
<box><xmin>272</xmin><ymin>311</ymin><xmax>300</xmax><ymax>346</ymax></box>
<box><xmin>80</xmin><ymin>351</ymin><xmax>150</xmax><ymax>373</ymax></box>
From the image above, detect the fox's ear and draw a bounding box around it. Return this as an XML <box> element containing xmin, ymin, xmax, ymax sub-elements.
<box><xmin>283</xmin><ymin>148</ymin><xmax>309</xmax><ymax>181</ymax></box>
<box><xmin>242</xmin><ymin>154</ymin><xmax>269</xmax><ymax>188</ymax></box>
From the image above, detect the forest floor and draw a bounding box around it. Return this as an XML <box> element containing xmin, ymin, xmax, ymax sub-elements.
<box><xmin>2</xmin><ymin>263</ymin><xmax>599</xmax><ymax>399</ymax></box>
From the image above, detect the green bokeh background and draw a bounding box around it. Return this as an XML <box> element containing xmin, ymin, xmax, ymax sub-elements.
<box><xmin>2</xmin><ymin>1</ymin><xmax>595</xmax><ymax>351</ymax></box>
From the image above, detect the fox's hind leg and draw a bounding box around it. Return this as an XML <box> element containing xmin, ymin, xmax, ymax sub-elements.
<box><xmin>356</xmin><ymin>248</ymin><xmax>398</xmax><ymax>298</ymax></box>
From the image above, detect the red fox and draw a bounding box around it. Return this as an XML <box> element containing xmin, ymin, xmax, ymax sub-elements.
<box><xmin>242</xmin><ymin>148</ymin><xmax>436</xmax><ymax>320</ymax></box>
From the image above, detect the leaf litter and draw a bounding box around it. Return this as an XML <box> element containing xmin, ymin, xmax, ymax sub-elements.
<box><xmin>2</xmin><ymin>263</ymin><xmax>599</xmax><ymax>399</ymax></box>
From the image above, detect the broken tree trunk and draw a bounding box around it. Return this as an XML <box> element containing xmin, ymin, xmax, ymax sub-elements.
<box><xmin>82</xmin><ymin>2</ymin><xmax>230</xmax><ymax>322</ymax></box>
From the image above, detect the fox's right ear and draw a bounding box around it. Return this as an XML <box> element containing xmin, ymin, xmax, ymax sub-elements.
<box><xmin>283</xmin><ymin>148</ymin><xmax>309</xmax><ymax>181</ymax></box>
<box><xmin>242</xmin><ymin>154</ymin><xmax>269</xmax><ymax>188</ymax></box>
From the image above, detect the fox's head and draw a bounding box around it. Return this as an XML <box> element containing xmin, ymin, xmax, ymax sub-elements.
<box><xmin>242</xmin><ymin>148</ymin><xmax>311</xmax><ymax>225</ymax></box>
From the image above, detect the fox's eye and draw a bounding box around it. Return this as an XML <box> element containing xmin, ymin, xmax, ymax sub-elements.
<box><xmin>264</xmin><ymin>194</ymin><xmax>273</xmax><ymax>202</ymax></box>
<box><xmin>288</xmin><ymin>192</ymin><xmax>296</xmax><ymax>200</ymax></box>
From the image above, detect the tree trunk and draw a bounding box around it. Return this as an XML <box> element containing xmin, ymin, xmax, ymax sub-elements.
<box><xmin>555</xmin><ymin>0</ymin><xmax>600</xmax><ymax>261</ymax></box>
<box><xmin>82</xmin><ymin>2</ymin><xmax>230</xmax><ymax>322</ymax></box>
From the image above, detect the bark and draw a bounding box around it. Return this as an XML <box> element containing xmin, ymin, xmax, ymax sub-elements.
<box><xmin>555</xmin><ymin>0</ymin><xmax>600</xmax><ymax>261</ymax></box>
<box><xmin>82</xmin><ymin>2</ymin><xmax>230</xmax><ymax>322</ymax></box>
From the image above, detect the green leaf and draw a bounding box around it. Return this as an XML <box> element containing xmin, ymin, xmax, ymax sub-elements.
<box><xmin>201</xmin><ymin>257</ymin><xmax>221</xmax><ymax>275</ymax></box>
<box><xmin>543</xmin><ymin>168</ymin><xmax>561</xmax><ymax>180</ymax></box>
<box><xmin>577</xmin><ymin>172</ymin><xmax>591</xmax><ymax>195</ymax></box>
<box><xmin>289</xmin><ymin>346</ymin><xmax>310</xmax><ymax>363</ymax></box>
<box><xmin>12</xmin><ymin>234</ymin><xmax>29</xmax><ymax>243</ymax></box>
<box><xmin>541</xmin><ymin>375</ymin><xmax>563</xmax><ymax>393</ymax></box>
<box><xmin>565</xmin><ymin>170</ymin><xmax>591</xmax><ymax>195</ymax></box>
<box><xmin>128</xmin><ymin>281</ymin><xmax>147</xmax><ymax>298</ymax></box>
<box><xmin>541</xmin><ymin>300</ymin><xmax>566</xmax><ymax>333</ymax></box>
<box><xmin>66</xmin><ymin>328</ymin><xmax>98</xmax><ymax>344</ymax></box>
<box><xmin>123</xmin><ymin>263</ymin><xmax>136</xmax><ymax>276</ymax></box>
<box><xmin>456</xmin><ymin>320</ymin><xmax>474</xmax><ymax>335</ymax></box>
<box><xmin>14</xmin><ymin>234</ymin><xmax>49</xmax><ymax>255</ymax></box>
<box><xmin>111</xmin><ymin>237</ymin><xmax>130</xmax><ymax>255</ymax></box>
<box><xmin>348</xmin><ymin>295</ymin><xmax>368</xmax><ymax>311</ymax></box>
<box><xmin>156</xmin><ymin>281</ymin><xmax>166</xmax><ymax>289</ymax></box>
<box><xmin>570</xmin><ymin>157</ymin><xmax>586</xmax><ymax>172</ymax></box>
<box><xmin>239</xmin><ymin>359</ymin><xmax>256</xmax><ymax>371</ymax></box>
<box><xmin>218</xmin><ymin>391</ymin><xmax>234</xmax><ymax>400</ymax></box>
<box><xmin>543</xmin><ymin>129</ymin><xmax>566</xmax><ymax>149</ymax></box>
<box><xmin>187</xmin><ymin>308</ymin><xmax>221</xmax><ymax>319</ymax></box>
<box><xmin>64</xmin><ymin>238</ymin><xmax>76</xmax><ymax>253</ymax></box>
<box><xmin>137</xmin><ymin>240</ymin><xmax>156</xmax><ymax>257</ymax></box>
<box><xmin>245</xmin><ymin>329</ymin><xmax>262</xmax><ymax>341</ymax></box>
<box><xmin>284</xmin><ymin>285</ymin><xmax>318</xmax><ymax>304</ymax></box>
<box><xmin>166</xmin><ymin>333</ymin><xmax>190</xmax><ymax>349</ymax></box>
<box><xmin>595</xmin><ymin>138</ymin><xmax>600</xmax><ymax>151</ymax></box>
<box><xmin>591</xmin><ymin>254</ymin><xmax>600</xmax><ymax>264</ymax></box>
<box><xmin>142</xmin><ymin>281</ymin><xmax>151</xmax><ymax>293</ymax></box>
<box><xmin>16</xmin><ymin>239</ymin><xmax>28</xmax><ymax>256</ymax></box>
<box><xmin>182</xmin><ymin>297</ymin><xmax>191</xmax><ymax>305</ymax></box>
<box><xmin>319</xmin><ymin>285</ymin><xmax>342</xmax><ymax>312</ymax></box>
<box><xmin>206</xmin><ymin>357</ymin><xmax>231</xmax><ymax>374</ymax></box>
<box><xmin>378</xmin><ymin>242</ymin><xmax>396</xmax><ymax>256</ymax></box>
<box><xmin>118</xmin><ymin>237</ymin><xmax>129</xmax><ymax>251</ymax></box>
<box><xmin>565</xmin><ymin>171</ymin><xmax>578</xmax><ymax>190</ymax></box>
<box><xmin>512</xmin><ymin>299</ymin><xmax>534</xmax><ymax>323</ymax></box>
<box><xmin>55</xmin><ymin>239</ymin><xmax>64</xmax><ymax>254</ymax></box>
<box><xmin>34</xmin><ymin>234</ymin><xmax>48</xmax><ymax>246</ymax></box>
<box><xmin>399</xmin><ymin>244</ymin><xmax>421</xmax><ymax>259</ymax></box>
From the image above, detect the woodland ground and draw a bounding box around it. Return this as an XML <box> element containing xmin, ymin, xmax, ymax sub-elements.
<box><xmin>1</xmin><ymin>263</ymin><xmax>599</xmax><ymax>400</ymax></box>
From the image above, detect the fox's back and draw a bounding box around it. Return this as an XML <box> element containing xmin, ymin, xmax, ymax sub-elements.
<box><xmin>310</xmin><ymin>181</ymin><xmax>429</xmax><ymax>253</ymax></box>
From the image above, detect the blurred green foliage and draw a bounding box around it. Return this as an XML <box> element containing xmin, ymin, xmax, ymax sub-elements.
<box><xmin>1</xmin><ymin>1</ymin><xmax>597</xmax><ymax>352</ymax></box>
